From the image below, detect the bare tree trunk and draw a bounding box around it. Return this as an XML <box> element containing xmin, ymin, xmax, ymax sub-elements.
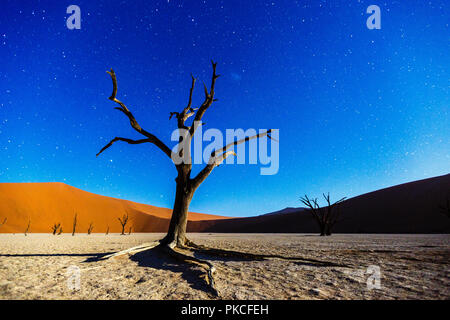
<box><xmin>119</xmin><ymin>212</ymin><xmax>129</xmax><ymax>235</ymax></box>
<box><xmin>164</xmin><ymin>174</ymin><xmax>194</xmax><ymax>247</ymax></box>
<box><xmin>72</xmin><ymin>213</ymin><xmax>77</xmax><ymax>236</ymax></box>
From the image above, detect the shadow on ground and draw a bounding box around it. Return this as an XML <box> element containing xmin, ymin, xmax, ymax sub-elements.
<box><xmin>0</xmin><ymin>252</ymin><xmax>115</xmax><ymax>259</ymax></box>
<box><xmin>129</xmin><ymin>246</ymin><xmax>214</xmax><ymax>294</ymax></box>
<box><xmin>0</xmin><ymin>247</ymin><xmax>348</xmax><ymax>297</ymax></box>
<box><xmin>127</xmin><ymin>245</ymin><xmax>346</xmax><ymax>295</ymax></box>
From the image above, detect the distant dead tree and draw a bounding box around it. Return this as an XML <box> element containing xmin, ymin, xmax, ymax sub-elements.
<box><xmin>0</xmin><ymin>217</ymin><xmax>7</xmax><ymax>229</ymax></box>
<box><xmin>105</xmin><ymin>225</ymin><xmax>109</xmax><ymax>235</ymax></box>
<box><xmin>87</xmin><ymin>222</ymin><xmax>94</xmax><ymax>235</ymax></box>
<box><xmin>72</xmin><ymin>213</ymin><xmax>77</xmax><ymax>236</ymax></box>
<box><xmin>300</xmin><ymin>193</ymin><xmax>346</xmax><ymax>236</ymax></box>
<box><xmin>128</xmin><ymin>226</ymin><xmax>132</xmax><ymax>235</ymax></box>
<box><xmin>118</xmin><ymin>212</ymin><xmax>129</xmax><ymax>235</ymax></box>
<box><xmin>24</xmin><ymin>219</ymin><xmax>31</xmax><ymax>236</ymax></box>
<box><xmin>58</xmin><ymin>226</ymin><xmax>63</xmax><ymax>235</ymax></box>
<box><xmin>51</xmin><ymin>223</ymin><xmax>61</xmax><ymax>235</ymax></box>
<box><xmin>95</xmin><ymin>62</ymin><xmax>330</xmax><ymax>296</ymax></box>
<box><xmin>438</xmin><ymin>196</ymin><xmax>450</xmax><ymax>218</ymax></box>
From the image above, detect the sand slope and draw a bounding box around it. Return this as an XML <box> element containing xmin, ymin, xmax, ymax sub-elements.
<box><xmin>189</xmin><ymin>173</ymin><xmax>450</xmax><ymax>233</ymax></box>
<box><xmin>1</xmin><ymin>174</ymin><xmax>449</xmax><ymax>234</ymax></box>
<box><xmin>0</xmin><ymin>183</ymin><xmax>229</xmax><ymax>234</ymax></box>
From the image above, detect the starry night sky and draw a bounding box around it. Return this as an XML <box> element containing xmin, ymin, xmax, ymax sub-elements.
<box><xmin>0</xmin><ymin>1</ymin><xmax>448</xmax><ymax>217</ymax></box>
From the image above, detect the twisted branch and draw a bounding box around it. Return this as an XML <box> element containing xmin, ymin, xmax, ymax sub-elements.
<box><xmin>99</xmin><ymin>69</ymin><xmax>173</xmax><ymax>159</ymax></box>
<box><xmin>189</xmin><ymin>61</ymin><xmax>220</xmax><ymax>137</ymax></box>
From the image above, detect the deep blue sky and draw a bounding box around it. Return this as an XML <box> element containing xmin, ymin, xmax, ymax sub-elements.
<box><xmin>0</xmin><ymin>1</ymin><xmax>448</xmax><ymax>217</ymax></box>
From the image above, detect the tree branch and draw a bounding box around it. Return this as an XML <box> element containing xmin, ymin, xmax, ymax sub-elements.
<box><xmin>214</xmin><ymin>129</ymin><xmax>272</xmax><ymax>156</ymax></box>
<box><xmin>300</xmin><ymin>195</ymin><xmax>323</xmax><ymax>228</ymax></box>
<box><xmin>182</xmin><ymin>74</ymin><xmax>197</xmax><ymax>116</ymax></box>
<box><xmin>190</xmin><ymin>151</ymin><xmax>236</xmax><ymax>189</ymax></box>
<box><xmin>189</xmin><ymin>61</ymin><xmax>220</xmax><ymax>137</ymax></box>
<box><xmin>102</xmin><ymin>69</ymin><xmax>173</xmax><ymax>159</ymax></box>
<box><xmin>96</xmin><ymin>137</ymin><xmax>152</xmax><ymax>157</ymax></box>
<box><xmin>170</xmin><ymin>74</ymin><xmax>199</xmax><ymax>132</ymax></box>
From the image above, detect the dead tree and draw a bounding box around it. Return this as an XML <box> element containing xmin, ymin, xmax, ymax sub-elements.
<box><xmin>51</xmin><ymin>223</ymin><xmax>61</xmax><ymax>235</ymax></box>
<box><xmin>106</xmin><ymin>225</ymin><xmax>109</xmax><ymax>235</ymax></box>
<box><xmin>24</xmin><ymin>219</ymin><xmax>31</xmax><ymax>236</ymax></box>
<box><xmin>300</xmin><ymin>193</ymin><xmax>346</xmax><ymax>236</ymax></box>
<box><xmin>87</xmin><ymin>222</ymin><xmax>94</xmax><ymax>235</ymax></box>
<box><xmin>118</xmin><ymin>213</ymin><xmax>129</xmax><ymax>235</ymax></box>
<box><xmin>72</xmin><ymin>213</ymin><xmax>77</xmax><ymax>236</ymax></box>
<box><xmin>96</xmin><ymin>62</ymin><xmax>334</xmax><ymax>296</ymax></box>
<box><xmin>58</xmin><ymin>226</ymin><xmax>63</xmax><ymax>235</ymax></box>
<box><xmin>0</xmin><ymin>217</ymin><xmax>6</xmax><ymax>229</ymax></box>
<box><xmin>128</xmin><ymin>226</ymin><xmax>132</xmax><ymax>235</ymax></box>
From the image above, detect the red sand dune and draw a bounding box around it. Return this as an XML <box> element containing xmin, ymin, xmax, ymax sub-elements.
<box><xmin>0</xmin><ymin>182</ymin><xmax>230</xmax><ymax>234</ymax></box>
<box><xmin>1</xmin><ymin>174</ymin><xmax>449</xmax><ymax>234</ymax></box>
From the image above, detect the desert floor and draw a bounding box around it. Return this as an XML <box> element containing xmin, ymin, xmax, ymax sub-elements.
<box><xmin>0</xmin><ymin>233</ymin><xmax>448</xmax><ymax>300</ymax></box>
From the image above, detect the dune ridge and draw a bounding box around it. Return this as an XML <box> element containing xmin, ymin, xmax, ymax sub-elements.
<box><xmin>0</xmin><ymin>182</ymin><xmax>230</xmax><ymax>233</ymax></box>
<box><xmin>1</xmin><ymin>174</ymin><xmax>449</xmax><ymax>234</ymax></box>
<box><xmin>189</xmin><ymin>173</ymin><xmax>450</xmax><ymax>233</ymax></box>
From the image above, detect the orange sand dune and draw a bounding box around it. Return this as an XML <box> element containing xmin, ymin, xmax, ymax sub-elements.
<box><xmin>0</xmin><ymin>182</ymin><xmax>230</xmax><ymax>234</ymax></box>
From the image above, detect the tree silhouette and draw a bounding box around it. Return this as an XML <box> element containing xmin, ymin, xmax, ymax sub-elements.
<box><xmin>300</xmin><ymin>193</ymin><xmax>346</xmax><ymax>236</ymax></box>
<box><xmin>72</xmin><ymin>213</ymin><xmax>77</xmax><ymax>236</ymax></box>
<box><xmin>118</xmin><ymin>213</ymin><xmax>129</xmax><ymax>235</ymax></box>
<box><xmin>87</xmin><ymin>222</ymin><xmax>94</xmax><ymax>235</ymax></box>
<box><xmin>96</xmin><ymin>62</ymin><xmax>328</xmax><ymax>296</ymax></box>
<box><xmin>51</xmin><ymin>223</ymin><xmax>61</xmax><ymax>235</ymax></box>
<box><xmin>24</xmin><ymin>219</ymin><xmax>31</xmax><ymax>236</ymax></box>
<box><xmin>0</xmin><ymin>217</ymin><xmax>6</xmax><ymax>229</ymax></box>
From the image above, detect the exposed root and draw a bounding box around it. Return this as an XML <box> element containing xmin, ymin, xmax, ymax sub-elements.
<box><xmin>97</xmin><ymin>237</ymin><xmax>344</xmax><ymax>298</ymax></box>
<box><xmin>100</xmin><ymin>240</ymin><xmax>161</xmax><ymax>260</ymax></box>
<box><xmin>101</xmin><ymin>240</ymin><xmax>219</xmax><ymax>297</ymax></box>
<box><xmin>185</xmin><ymin>239</ymin><xmax>346</xmax><ymax>267</ymax></box>
<box><xmin>164</xmin><ymin>242</ymin><xmax>219</xmax><ymax>297</ymax></box>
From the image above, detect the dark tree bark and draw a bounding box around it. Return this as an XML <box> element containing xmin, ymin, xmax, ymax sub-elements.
<box><xmin>300</xmin><ymin>193</ymin><xmax>346</xmax><ymax>236</ymax></box>
<box><xmin>72</xmin><ymin>213</ymin><xmax>77</xmax><ymax>236</ymax></box>
<box><xmin>51</xmin><ymin>223</ymin><xmax>61</xmax><ymax>235</ymax></box>
<box><xmin>163</xmin><ymin>174</ymin><xmax>194</xmax><ymax>246</ymax></box>
<box><xmin>87</xmin><ymin>222</ymin><xmax>94</xmax><ymax>235</ymax></box>
<box><xmin>118</xmin><ymin>212</ymin><xmax>129</xmax><ymax>235</ymax></box>
<box><xmin>0</xmin><ymin>217</ymin><xmax>6</xmax><ymax>229</ymax></box>
<box><xmin>24</xmin><ymin>219</ymin><xmax>30</xmax><ymax>236</ymax></box>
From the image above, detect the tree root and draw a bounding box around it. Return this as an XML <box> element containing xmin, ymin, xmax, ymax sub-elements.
<box><xmin>164</xmin><ymin>242</ymin><xmax>219</xmax><ymax>296</ymax></box>
<box><xmin>99</xmin><ymin>238</ymin><xmax>346</xmax><ymax>298</ymax></box>
<box><xmin>99</xmin><ymin>240</ymin><xmax>219</xmax><ymax>296</ymax></box>
<box><xmin>100</xmin><ymin>240</ymin><xmax>161</xmax><ymax>260</ymax></box>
